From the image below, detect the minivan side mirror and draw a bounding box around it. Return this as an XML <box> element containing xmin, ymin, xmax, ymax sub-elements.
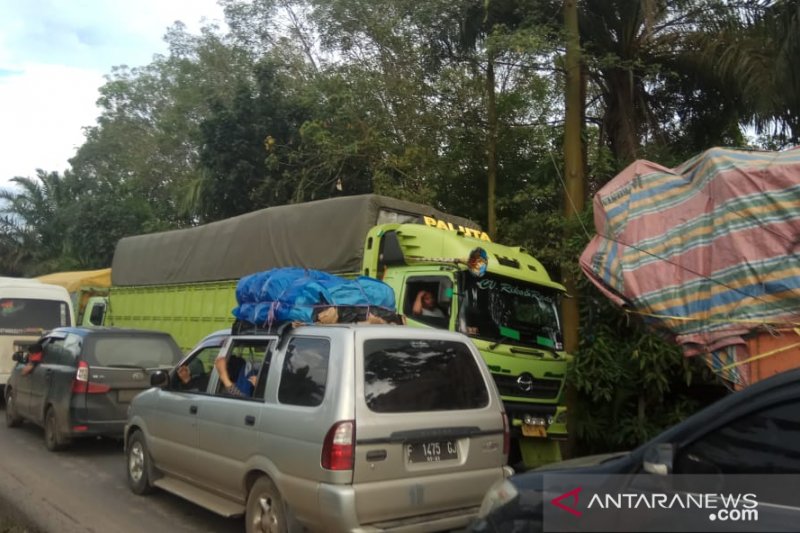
<box><xmin>643</xmin><ymin>443</ymin><xmax>674</xmax><ymax>475</ymax></box>
<box><xmin>11</xmin><ymin>351</ymin><xmax>25</xmax><ymax>363</ymax></box>
<box><xmin>150</xmin><ymin>370</ymin><xmax>168</xmax><ymax>387</ymax></box>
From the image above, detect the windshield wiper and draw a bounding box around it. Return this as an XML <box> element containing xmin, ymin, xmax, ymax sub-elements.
<box><xmin>106</xmin><ymin>364</ymin><xmax>147</xmax><ymax>370</ymax></box>
<box><xmin>489</xmin><ymin>336</ymin><xmax>511</xmax><ymax>350</ymax></box>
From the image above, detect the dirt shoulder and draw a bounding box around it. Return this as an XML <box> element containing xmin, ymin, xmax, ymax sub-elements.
<box><xmin>0</xmin><ymin>493</ymin><xmax>39</xmax><ymax>533</ymax></box>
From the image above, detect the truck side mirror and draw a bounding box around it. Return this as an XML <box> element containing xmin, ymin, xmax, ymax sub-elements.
<box><xmin>643</xmin><ymin>443</ymin><xmax>674</xmax><ymax>475</ymax></box>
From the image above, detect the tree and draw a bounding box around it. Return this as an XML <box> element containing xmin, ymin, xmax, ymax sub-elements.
<box><xmin>694</xmin><ymin>0</ymin><xmax>799</xmax><ymax>144</ymax></box>
<box><xmin>0</xmin><ymin>171</ymin><xmax>78</xmax><ymax>274</ymax></box>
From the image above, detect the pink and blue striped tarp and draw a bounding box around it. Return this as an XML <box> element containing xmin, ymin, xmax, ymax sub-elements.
<box><xmin>580</xmin><ymin>147</ymin><xmax>800</xmax><ymax>384</ymax></box>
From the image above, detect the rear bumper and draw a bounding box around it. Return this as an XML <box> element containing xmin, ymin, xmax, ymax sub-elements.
<box><xmin>313</xmin><ymin>468</ymin><xmax>505</xmax><ymax>532</ymax></box>
<box><xmin>67</xmin><ymin>417</ymin><xmax>126</xmax><ymax>439</ymax></box>
<box><xmin>317</xmin><ymin>483</ymin><xmax>478</xmax><ymax>532</ymax></box>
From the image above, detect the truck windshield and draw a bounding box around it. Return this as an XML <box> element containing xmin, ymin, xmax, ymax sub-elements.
<box><xmin>457</xmin><ymin>273</ymin><xmax>563</xmax><ymax>351</ymax></box>
<box><xmin>0</xmin><ymin>298</ymin><xmax>70</xmax><ymax>335</ymax></box>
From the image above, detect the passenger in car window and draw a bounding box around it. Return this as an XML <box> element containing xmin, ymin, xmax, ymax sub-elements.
<box><xmin>175</xmin><ymin>359</ymin><xmax>210</xmax><ymax>392</ymax></box>
<box><xmin>21</xmin><ymin>342</ymin><xmax>44</xmax><ymax>376</ymax></box>
<box><xmin>214</xmin><ymin>355</ymin><xmax>257</xmax><ymax>397</ymax></box>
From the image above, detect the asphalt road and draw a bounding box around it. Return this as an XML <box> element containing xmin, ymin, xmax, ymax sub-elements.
<box><xmin>0</xmin><ymin>410</ymin><xmax>243</xmax><ymax>533</ymax></box>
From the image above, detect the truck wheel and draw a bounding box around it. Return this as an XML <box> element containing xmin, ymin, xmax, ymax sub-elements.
<box><xmin>127</xmin><ymin>430</ymin><xmax>155</xmax><ymax>495</ymax></box>
<box><xmin>246</xmin><ymin>477</ymin><xmax>287</xmax><ymax>533</ymax></box>
<box><xmin>4</xmin><ymin>389</ymin><xmax>22</xmax><ymax>428</ymax></box>
<box><xmin>44</xmin><ymin>406</ymin><xmax>69</xmax><ymax>451</ymax></box>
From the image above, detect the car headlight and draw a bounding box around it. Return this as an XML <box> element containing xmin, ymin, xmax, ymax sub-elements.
<box><xmin>478</xmin><ymin>478</ymin><xmax>519</xmax><ymax>518</ymax></box>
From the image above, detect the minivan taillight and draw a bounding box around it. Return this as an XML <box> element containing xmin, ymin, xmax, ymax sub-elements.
<box><xmin>502</xmin><ymin>413</ymin><xmax>510</xmax><ymax>456</ymax></box>
<box><xmin>321</xmin><ymin>420</ymin><xmax>355</xmax><ymax>471</ymax></box>
<box><xmin>71</xmin><ymin>361</ymin><xmax>111</xmax><ymax>394</ymax></box>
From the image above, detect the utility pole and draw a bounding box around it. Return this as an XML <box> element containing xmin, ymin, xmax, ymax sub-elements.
<box><xmin>562</xmin><ymin>0</ymin><xmax>584</xmax><ymax>355</ymax></box>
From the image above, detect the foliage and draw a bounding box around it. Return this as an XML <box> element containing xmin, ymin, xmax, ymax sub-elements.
<box><xmin>570</xmin><ymin>278</ymin><xmax>723</xmax><ymax>453</ymax></box>
<box><xmin>0</xmin><ymin>0</ymin><xmax>794</xmax><ymax>455</ymax></box>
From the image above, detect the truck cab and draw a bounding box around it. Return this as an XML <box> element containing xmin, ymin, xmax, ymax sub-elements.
<box><xmin>363</xmin><ymin>222</ymin><xmax>570</xmax><ymax>467</ymax></box>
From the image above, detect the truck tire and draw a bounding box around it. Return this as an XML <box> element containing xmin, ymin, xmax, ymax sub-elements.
<box><xmin>246</xmin><ymin>477</ymin><xmax>287</xmax><ymax>533</ymax></box>
<box><xmin>44</xmin><ymin>406</ymin><xmax>69</xmax><ymax>451</ymax></box>
<box><xmin>127</xmin><ymin>430</ymin><xmax>155</xmax><ymax>495</ymax></box>
<box><xmin>4</xmin><ymin>388</ymin><xmax>22</xmax><ymax>428</ymax></box>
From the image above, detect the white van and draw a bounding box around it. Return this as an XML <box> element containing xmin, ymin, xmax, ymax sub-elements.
<box><xmin>0</xmin><ymin>277</ymin><xmax>74</xmax><ymax>391</ymax></box>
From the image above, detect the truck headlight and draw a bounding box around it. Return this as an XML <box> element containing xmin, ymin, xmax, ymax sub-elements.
<box><xmin>478</xmin><ymin>478</ymin><xmax>519</xmax><ymax>518</ymax></box>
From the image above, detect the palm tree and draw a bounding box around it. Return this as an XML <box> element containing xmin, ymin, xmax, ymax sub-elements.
<box><xmin>0</xmin><ymin>170</ymin><xmax>76</xmax><ymax>275</ymax></box>
<box><xmin>578</xmin><ymin>0</ymin><xmax>725</xmax><ymax>165</ymax></box>
<box><xmin>694</xmin><ymin>0</ymin><xmax>799</xmax><ymax>144</ymax></box>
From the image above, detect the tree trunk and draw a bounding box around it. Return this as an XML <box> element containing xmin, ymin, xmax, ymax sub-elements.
<box><xmin>603</xmin><ymin>68</ymin><xmax>640</xmax><ymax>165</ymax></box>
<box><xmin>563</xmin><ymin>0</ymin><xmax>584</xmax><ymax>355</ymax></box>
<box><xmin>562</xmin><ymin>0</ymin><xmax>585</xmax><ymax>461</ymax></box>
<box><xmin>486</xmin><ymin>56</ymin><xmax>498</xmax><ymax>240</ymax></box>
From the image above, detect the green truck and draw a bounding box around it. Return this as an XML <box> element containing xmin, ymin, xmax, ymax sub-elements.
<box><xmin>107</xmin><ymin>194</ymin><xmax>569</xmax><ymax>467</ymax></box>
<box><xmin>35</xmin><ymin>269</ymin><xmax>111</xmax><ymax>327</ymax></box>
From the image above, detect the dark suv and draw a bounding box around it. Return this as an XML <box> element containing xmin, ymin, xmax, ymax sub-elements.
<box><xmin>5</xmin><ymin>327</ymin><xmax>182</xmax><ymax>450</ymax></box>
<box><xmin>472</xmin><ymin>366</ymin><xmax>800</xmax><ymax>532</ymax></box>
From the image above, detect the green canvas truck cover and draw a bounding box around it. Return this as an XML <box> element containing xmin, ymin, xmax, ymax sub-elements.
<box><xmin>112</xmin><ymin>194</ymin><xmax>477</xmax><ymax>286</ymax></box>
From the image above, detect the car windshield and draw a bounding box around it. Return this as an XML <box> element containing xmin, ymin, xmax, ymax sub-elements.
<box><xmin>0</xmin><ymin>298</ymin><xmax>70</xmax><ymax>335</ymax></box>
<box><xmin>86</xmin><ymin>335</ymin><xmax>182</xmax><ymax>368</ymax></box>
<box><xmin>458</xmin><ymin>272</ymin><xmax>563</xmax><ymax>351</ymax></box>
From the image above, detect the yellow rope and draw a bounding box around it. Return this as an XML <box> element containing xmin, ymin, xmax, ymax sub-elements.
<box><xmin>720</xmin><ymin>328</ymin><xmax>800</xmax><ymax>371</ymax></box>
<box><xmin>624</xmin><ymin>308</ymin><xmax>800</xmax><ymax>327</ymax></box>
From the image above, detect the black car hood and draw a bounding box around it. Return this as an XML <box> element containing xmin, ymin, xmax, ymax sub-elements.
<box><xmin>533</xmin><ymin>451</ymin><xmax>630</xmax><ymax>472</ymax></box>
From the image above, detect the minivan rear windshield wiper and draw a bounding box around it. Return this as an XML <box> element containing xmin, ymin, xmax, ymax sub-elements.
<box><xmin>104</xmin><ymin>364</ymin><xmax>147</xmax><ymax>370</ymax></box>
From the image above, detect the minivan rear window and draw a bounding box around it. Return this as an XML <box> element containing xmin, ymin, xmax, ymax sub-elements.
<box><xmin>86</xmin><ymin>335</ymin><xmax>182</xmax><ymax>368</ymax></box>
<box><xmin>364</xmin><ymin>339</ymin><xmax>489</xmax><ymax>413</ymax></box>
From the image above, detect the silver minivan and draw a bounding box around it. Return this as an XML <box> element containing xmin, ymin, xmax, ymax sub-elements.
<box><xmin>125</xmin><ymin>324</ymin><xmax>510</xmax><ymax>532</ymax></box>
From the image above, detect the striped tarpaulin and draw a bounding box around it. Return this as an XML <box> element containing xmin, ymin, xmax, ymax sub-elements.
<box><xmin>579</xmin><ymin>147</ymin><xmax>800</xmax><ymax>384</ymax></box>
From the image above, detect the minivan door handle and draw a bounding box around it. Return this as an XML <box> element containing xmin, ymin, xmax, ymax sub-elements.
<box><xmin>366</xmin><ymin>450</ymin><xmax>387</xmax><ymax>462</ymax></box>
<box><xmin>189</xmin><ymin>405</ymin><xmax>198</xmax><ymax>414</ymax></box>
<box><xmin>244</xmin><ymin>415</ymin><xmax>256</xmax><ymax>426</ymax></box>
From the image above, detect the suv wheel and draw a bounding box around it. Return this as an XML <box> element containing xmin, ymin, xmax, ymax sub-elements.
<box><xmin>127</xmin><ymin>430</ymin><xmax>155</xmax><ymax>495</ymax></box>
<box><xmin>44</xmin><ymin>407</ymin><xmax>69</xmax><ymax>451</ymax></box>
<box><xmin>4</xmin><ymin>389</ymin><xmax>22</xmax><ymax>428</ymax></box>
<box><xmin>246</xmin><ymin>477</ymin><xmax>287</xmax><ymax>533</ymax></box>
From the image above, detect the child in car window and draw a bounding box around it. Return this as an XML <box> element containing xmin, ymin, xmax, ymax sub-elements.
<box><xmin>214</xmin><ymin>356</ymin><xmax>257</xmax><ymax>397</ymax></box>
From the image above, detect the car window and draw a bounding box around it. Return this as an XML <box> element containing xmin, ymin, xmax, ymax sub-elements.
<box><xmin>404</xmin><ymin>276</ymin><xmax>452</xmax><ymax>329</ymax></box>
<box><xmin>675</xmin><ymin>400</ymin><xmax>800</xmax><ymax>474</ymax></box>
<box><xmin>42</xmin><ymin>335</ymin><xmax>79</xmax><ymax>366</ymax></box>
<box><xmin>216</xmin><ymin>338</ymin><xmax>273</xmax><ymax>399</ymax></box>
<box><xmin>85</xmin><ymin>335</ymin><xmax>182</xmax><ymax>368</ymax></box>
<box><xmin>278</xmin><ymin>337</ymin><xmax>329</xmax><ymax>407</ymax></box>
<box><xmin>88</xmin><ymin>302</ymin><xmax>106</xmax><ymax>326</ymax></box>
<box><xmin>173</xmin><ymin>344</ymin><xmax>224</xmax><ymax>394</ymax></box>
<box><xmin>363</xmin><ymin>339</ymin><xmax>489</xmax><ymax>412</ymax></box>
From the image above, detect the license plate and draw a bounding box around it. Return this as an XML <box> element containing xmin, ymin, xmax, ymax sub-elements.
<box><xmin>406</xmin><ymin>440</ymin><xmax>459</xmax><ymax>463</ymax></box>
<box><xmin>521</xmin><ymin>423</ymin><xmax>547</xmax><ymax>438</ymax></box>
<box><xmin>117</xmin><ymin>389</ymin><xmax>140</xmax><ymax>403</ymax></box>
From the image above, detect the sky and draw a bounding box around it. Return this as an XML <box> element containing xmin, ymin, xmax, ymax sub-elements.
<box><xmin>0</xmin><ymin>0</ymin><xmax>226</xmax><ymax>187</ymax></box>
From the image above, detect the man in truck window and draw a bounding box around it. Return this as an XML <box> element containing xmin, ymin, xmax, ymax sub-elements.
<box><xmin>412</xmin><ymin>290</ymin><xmax>446</xmax><ymax>319</ymax></box>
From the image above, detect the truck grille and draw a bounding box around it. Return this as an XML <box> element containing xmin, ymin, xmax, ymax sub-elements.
<box><xmin>493</xmin><ymin>373</ymin><xmax>561</xmax><ymax>400</ymax></box>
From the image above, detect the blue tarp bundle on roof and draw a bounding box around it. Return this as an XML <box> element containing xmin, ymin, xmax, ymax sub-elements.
<box><xmin>233</xmin><ymin>267</ymin><xmax>396</xmax><ymax>325</ymax></box>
